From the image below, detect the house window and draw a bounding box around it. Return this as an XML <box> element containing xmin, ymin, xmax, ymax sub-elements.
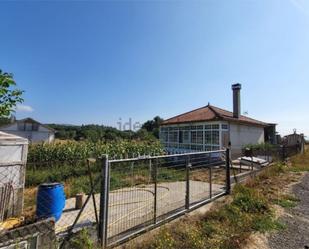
<box><xmin>18</xmin><ymin>122</ymin><xmax>25</xmax><ymax>131</ymax></box>
<box><xmin>17</xmin><ymin>122</ymin><xmax>39</xmax><ymax>131</ymax></box>
<box><xmin>204</xmin><ymin>124</ymin><xmax>220</xmax><ymax>151</ymax></box>
<box><xmin>25</xmin><ymin>123</ymin><xmax>33</xmax><ymax>131</ymax></box>
<box><xmin>190</xmin><ymin>126</ymin><xmax>203</xmax><ymax>145</ymax></box>
<box><xmin>168</xmin><ymin>128</ymin><xmax>178</xmax><ymax>143</ymax></box>
<box><xmin>32</xmin><ymin>123</ymin><xmax>39</xmax><ymax>131</ymax></box>
<box><xmin>191</xmin><ymin>131</ymin><xmax>197</xmax><ymax>144</ymax></box>
<box><xmin>160</xmin><ymin>131</ymin><xmax>168</xmax><ymax>143</ymax></box>
<box><xmin>221</xmin><ymin>124</ymin><xmax>228</xmax><ymax>130</ymax></box>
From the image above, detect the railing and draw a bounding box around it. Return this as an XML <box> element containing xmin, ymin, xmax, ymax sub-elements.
<box><xmin>242</xmin><ymin>144</ymin><xmax>302</xmax><ymax>162</ymax></box>
<box><xmin>98</xmin><ymin>149</ymin><xmax>230</xmax><ymax>247</ymax></box>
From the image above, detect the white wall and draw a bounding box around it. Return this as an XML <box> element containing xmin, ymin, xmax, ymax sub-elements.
<box><xmin>230</xmin><ymin>123</ymin><xmax>265</xmax><ymax>157</ymax></box>
<box><xmin>0</xmin><ymin>130</ymin><xmax>53</xmax><ymax>143</ymax></box>
<box><xmin>0</xmin><ymin>123</ymin><xmax>54</xmax><ymax>143</ymax></box>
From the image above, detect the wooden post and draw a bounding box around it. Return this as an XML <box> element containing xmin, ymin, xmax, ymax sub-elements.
<box><xmin>75</xmin><ymin>193</ymin><xmax>84</xmax><ymax>210</ymax></box>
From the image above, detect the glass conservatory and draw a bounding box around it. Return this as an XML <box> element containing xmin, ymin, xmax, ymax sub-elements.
<box><xmin>159</xmin><ymin>122</ymin><xmax>229</xmax><ymax>153</ymax></box>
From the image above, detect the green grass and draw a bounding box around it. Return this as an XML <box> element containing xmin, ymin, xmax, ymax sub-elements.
<box><xmin>275</xmin><ymin>194</ymin><xmax>300</xmax><ymax>208</ymax></box>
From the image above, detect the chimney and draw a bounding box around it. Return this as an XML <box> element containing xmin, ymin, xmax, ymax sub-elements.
<box><xmin>232</xmin><ymin>83</ymin><xmax>241</xmax><ymax>118</ymax></box>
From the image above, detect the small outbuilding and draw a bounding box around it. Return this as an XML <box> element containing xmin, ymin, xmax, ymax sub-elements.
<box><xmin>0</xmin><ymin>132</ymin><xmax>28</xmax><ymax>221</ymax></box>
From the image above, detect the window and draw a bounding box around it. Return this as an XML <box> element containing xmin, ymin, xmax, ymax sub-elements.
<box><xmin>191</xmin><ymin>131</ymin><xmax>197</xmax><ymax>144</ymax></box>
<box><xmin>204</xmin><ymin>123</ymin><xmax>220</xmax><ymax>150</ymax></box>
<box><xmin>32</xmin><ymin>123</ymin><xmax>39</xmax><ymax>131</ymax></box>
<box><xmin>197</xmin><ymin>131</ymin><xmax>203</xmax><ymax>144</ymax></box>
<box><xmin>18</xmin><ymin>122</ymin><xmax>25</xmax><ymax>131</ymax></box>
<box><xmin>160</xmin><ymin>131</ymin><xmax>168</xmax><ymax>142</ymax></box>
<box><xmin>221</xmin><ymin>124</ymin><xmax>228</xmax><ymax>130</ymax></box>
<box><xmin>17</xmin><ymin>121</ymin><xmax>39</xmax><ymax>131</ymax></box>
<box><xmin>170</xmin><ymin>132</ymin><xmax>178</xmax><ymax>143</ymax></box>
<box><xmin>183</xmin><ymin>130</ymin><xmax>190</xmax><ymax>143</ymax></box>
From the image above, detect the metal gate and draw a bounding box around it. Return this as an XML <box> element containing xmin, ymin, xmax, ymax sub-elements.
<box><xmin>99</xmin><ymin>149</ymin><xmax>230</xmax><ymax>247</ymax></box>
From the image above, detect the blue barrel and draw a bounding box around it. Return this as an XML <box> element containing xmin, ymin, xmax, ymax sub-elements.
<box><xmin>36</xmin><ymin>183</ymin><xmax>66</xmax><ymax>222</ymax></box>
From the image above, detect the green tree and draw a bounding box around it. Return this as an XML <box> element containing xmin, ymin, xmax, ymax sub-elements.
<box><xmin>0</xmin><ymin>70</ymin><xmax>24</xmax><ymax>117</ymax></box>
<box><xmin>141</xmin><ymin>116</ymin><xmax>164</xmax><ymax>138</ymax></box>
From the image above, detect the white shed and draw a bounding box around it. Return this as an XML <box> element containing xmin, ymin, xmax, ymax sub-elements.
<box><xmin>0</xmin><ymin>132</ymin><xmax>28</xmax><ymax>221</ymax></box>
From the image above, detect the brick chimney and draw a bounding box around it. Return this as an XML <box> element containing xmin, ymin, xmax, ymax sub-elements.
<box><xmin>232</xmin><ymin>83</ymin><xmax>241</xmax><ymax>118</ymax></box>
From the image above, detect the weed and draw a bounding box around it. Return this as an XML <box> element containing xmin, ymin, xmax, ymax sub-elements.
<box><xmin>66</xmin><ymin>229</ymin><xmax>98</xmax><ymax>249</ymax></box>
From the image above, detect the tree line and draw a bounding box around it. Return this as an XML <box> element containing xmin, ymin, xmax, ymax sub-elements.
<box><xmin>47</xmin><ymin>116</ymin><xmax>163</xmax><ymax>142</ymax></box>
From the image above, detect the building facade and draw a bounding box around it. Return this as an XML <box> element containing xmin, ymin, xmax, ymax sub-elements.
<box><xmin>160</xmin><ymin>84</ymin><xmax>273</xmax><ymax>157</ymax></box>
<box><xmin>0</xmin><ymin>118</ymin><xmax>55</xmax><ymax>144</ymax></box>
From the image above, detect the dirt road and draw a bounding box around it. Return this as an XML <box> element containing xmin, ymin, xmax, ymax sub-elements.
<box><xmin>268</xmin><ymin>173</ymin><xmax>309</xmax><ymax>249</ymax></box>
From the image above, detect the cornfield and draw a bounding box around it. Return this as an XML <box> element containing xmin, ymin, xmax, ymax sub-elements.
<box><xmin>28</xmin><ymin>140</ymin><xmax>164</xmax><ymax>164</ymax></box>
<box><xmin>25</xmin><ymin>140</ymin><xmax>164</xmax><ymax>199</ymax></box>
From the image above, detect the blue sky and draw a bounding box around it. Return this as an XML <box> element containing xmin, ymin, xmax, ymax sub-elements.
<box><xmin>0</xmin><ymin>0</ymin><xmax>308</xmax><ymax>136</ymax></box>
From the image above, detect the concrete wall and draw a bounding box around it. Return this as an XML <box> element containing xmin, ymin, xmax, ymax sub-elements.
<box><xmin>229</xmin><ymin>123</ymin><xmax>265</xmax><ymax>157</ymax></box>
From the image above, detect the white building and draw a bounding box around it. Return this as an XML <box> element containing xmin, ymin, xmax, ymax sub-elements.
<box><xmin>0</xmin><ymin>118</ymin><xmax>55</xmax><ymax>144</ymax></box>
<box><xmin>160</xmin><ymin>84</ymin><xmax>275</xmax><ymax>157</ymax></box>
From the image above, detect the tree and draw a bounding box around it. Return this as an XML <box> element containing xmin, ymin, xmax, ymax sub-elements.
<box><xmin>141</xmin><ymin>116</ymin><xmax>164</xmax><ymax>138</ymax></box>
<box><xmin>0</xmin><ymin>70</ymin><xmax>24</xmax><ymax>117</ymax></box>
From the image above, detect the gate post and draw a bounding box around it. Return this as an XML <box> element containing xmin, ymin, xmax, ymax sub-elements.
<box><xmin>225</xmin><ymin>149</ymin><xmax>231</xmax><ymax>194</ymax></box>
<box><xmin>99</xmin><ymin>155</ymin><xmax>109</xmax><ymax>248</ymax></box>
<box><xmin>185</xmin><ymin>155</ymin><xmax>191</xmax><ymax>210</ymax></box>
<box><xmin>153</xmin><ymin>158</ymin><xmax>158</xmax><ymax>224</ymax></box>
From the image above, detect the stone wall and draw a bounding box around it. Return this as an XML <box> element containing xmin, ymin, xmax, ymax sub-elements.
<box><xmin>0</xmin><ymin>218</ymin><xmax>56</xmax><ymax>249</ymax></box>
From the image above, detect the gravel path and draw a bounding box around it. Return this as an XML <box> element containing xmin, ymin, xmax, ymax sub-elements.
<box><xmin>268</xmin><ymin>173</ymin><xmax>309</xmax><ymax>249</ymax></box>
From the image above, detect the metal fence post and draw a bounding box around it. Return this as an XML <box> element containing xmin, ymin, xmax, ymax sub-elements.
<box><xmin>209</xmin><ymin>166</ymin><xmax>212</xmax><ymax>199</ymax></box>
<box><xmin>153</xmin><ymin>159</ymin><xmax>158</xmax><ymax>224</ymax></box>
<box><xmin>185</xmin><ymin>155</ymin><xmax>191</xmax><ymax>210</ymax></box>
<box><xmin>99</xmin><ymin>155</ymin><xmax>109</xmax><ymax>248</ymax></box>
<box><xmin>226</xmin><ymin>148</ymin><xmax>231</xmax><ymax>194</ymax></box>
<box><xmin>281</xmin><ymin>145</ymin><xmax>286</xmax><ymax>161</ymax></box>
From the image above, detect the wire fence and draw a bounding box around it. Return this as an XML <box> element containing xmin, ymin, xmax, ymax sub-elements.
<box><xmin>102</xmin><ymin>149</ymin><xmax>230</xmax><ymax>247</ymax></box>
<box><xmin>1</xmin><ymin>144</ymin><xmax>302</xmax><ymax>248</ymax></box>
<box><xmin>242</xmin><ymin>144</ymin><xmax>302</xmax><ymax>162</ymax></box>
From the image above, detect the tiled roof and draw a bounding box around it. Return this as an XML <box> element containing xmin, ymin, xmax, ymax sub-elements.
<box><xmin>161</xmin><ymin>104</ymin><xmax>268</xmax><ymax>127</ymax></box>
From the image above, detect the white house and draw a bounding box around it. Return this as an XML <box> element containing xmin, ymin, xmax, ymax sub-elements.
<box><xmin>159</xmin><ymin>84</ymin><xmax>275</xmax><ymax>157</ymax></box>
<box><xmin>0</xmin><ymin>118</ymin><xmax>55</xmax><ymax>144</ymax></box>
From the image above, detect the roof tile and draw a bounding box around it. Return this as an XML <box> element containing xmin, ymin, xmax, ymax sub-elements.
<box><xmin>162</xmin><ymin>104</ymin><xmax>268</xmax><ymax>127</ymax></box>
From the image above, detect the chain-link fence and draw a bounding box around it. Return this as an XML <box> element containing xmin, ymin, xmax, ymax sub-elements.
<box><xmin>21</xmin><ymin>159</ymin><xmax>103</xmax><ymax>248</ymax></box>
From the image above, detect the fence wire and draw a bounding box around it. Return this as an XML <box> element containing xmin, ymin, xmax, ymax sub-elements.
<box><xmin>1</xmin><ymin>144</ymin><xmax>301</xmax><ymax>248</ymax></box>
<box><xmin>106</xmin><ymin>150</ymin><xmax>228</xmax><ymax>246</ymax></box>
